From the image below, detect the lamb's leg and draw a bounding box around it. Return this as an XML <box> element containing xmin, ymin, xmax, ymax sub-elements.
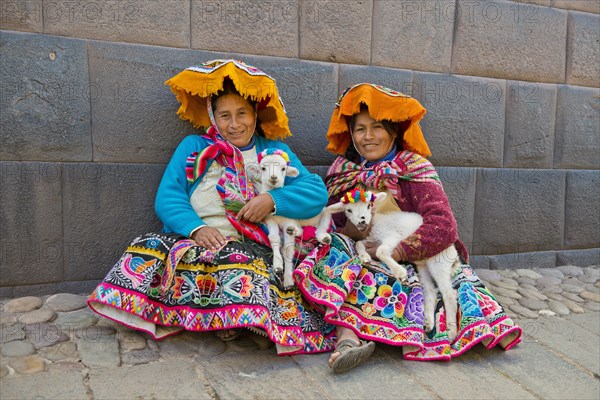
<box><xmin>376</xmin><ymin>240</ymin><xmax>408</xmax><ymax>283</ymax></box>
<box><xmin>415</xmin><ymin>262</ymin><xmax>437</xmax><ymax>333</ymax></box>
<box><xmin>355</xmin><ymin>240</ymin><xmax>371</xmax><ymax>263</ymax></box>
<box><xmin>266</xmin><ymin>219</ymin><xmax>284</xmax><ymax>277</ymax></box>
<box><xmin>314</xmin><ymin>210</ymin><xmax>332</xmax><ymax>244</ymax></box>
<box><xmin>427</xmin><ymin>248</ymin><xmax>459</xmax><ymax>342</ymax></box>
<box><xmin>282</xmin><ymin>222</ymin><xmax>302</xmax><ymax>288</ymax></box>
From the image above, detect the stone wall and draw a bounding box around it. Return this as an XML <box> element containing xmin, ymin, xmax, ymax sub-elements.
<box><xmin>1</xmin><ymin>0</ymin><xmax>598</xmax><ymax>296</ymax></box>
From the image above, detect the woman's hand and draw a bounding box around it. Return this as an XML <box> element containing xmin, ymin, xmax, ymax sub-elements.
<box><xmin>192</xmin><ymin>226</ymin><xmax>227</xmax><ymax>251</ymax></box>
<box><xmin>238</xmin><ymin>193</ymin><xmax>274</xmax><ymax>223</ymax></box>
<box><xmin>363</xmin><ymin>242</ymin><xmax>401</xmax><ymax>261</ymax></box>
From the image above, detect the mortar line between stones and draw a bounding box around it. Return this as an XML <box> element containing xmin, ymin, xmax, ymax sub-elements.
<box><xmin>449</xmin><ymin>0</ymin><xmax>460</xmax><ymax>73</ymax></box>
<box><xmin>564</xmin><ymin>11</ymin><xmax>570</xmax><ymax>85</ymax></box>
<box><xmin>560</xmin><ymin>171</ymin><xmax>567</xmax><ymax>257</ymax></box>
<box><xmin>502</xmin><ymin>80</ymin><xmax>509</xmax><ymax>168</ymax></box>
<box><xmin>369</xmin><ymin>0</ymin><xmax>375</xmax><ymax>65</ymax></box>
<box><xmin>189</xmin><ymin>0</ymin><xmax>192</xmax><ymax>49</ymax></box>
<box><xmin>297</xmin><ymin>0</ymin><xmax>302</xmax><ymax>59</ymax></box>
<box><xmin>85</xmin><ymin>40</ymin><xmax>94</xmax><ymax>162</ymax></box>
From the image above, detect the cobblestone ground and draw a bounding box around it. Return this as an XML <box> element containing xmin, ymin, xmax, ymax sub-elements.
<box><xmin>1</xmin><ymin>265</ymin><xmax>599</xmax><ymax>385</ymax></box>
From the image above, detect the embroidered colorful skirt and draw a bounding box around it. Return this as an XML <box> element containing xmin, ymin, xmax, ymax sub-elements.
<box><xmin>88</xmin><ymin>233</ymin><xmax>336</xmax><ymax>355</ymax></box>
<box><xmin>295</xmin><ymin>233</ymin><xmax>522</xmax><ymax>361</ymax></box>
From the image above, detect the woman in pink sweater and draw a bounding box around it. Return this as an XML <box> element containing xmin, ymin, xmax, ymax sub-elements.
<box><xmin>295</xmin><ymin>83</ymin><xmax>522</xmax><ymax>373</ymax></box>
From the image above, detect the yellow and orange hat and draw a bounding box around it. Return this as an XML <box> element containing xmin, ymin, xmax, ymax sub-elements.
<box><xmin>165</xmin><ymin>59</ymin><xmax>291</xmax><ymax>140</ymax></box>
<box><xmin>326</xmin><ymin>83</ymin><xmax>431</xmax><ymax>157</ymax></box>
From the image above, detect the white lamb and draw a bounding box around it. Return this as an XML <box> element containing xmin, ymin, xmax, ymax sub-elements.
<box><xmin>326</xmin><ymin>189</ymin><xmax>461</xmax><ymax>341</ymax></box>
<box><xmin>254</xmin><ymin>149</ymin><xmax>332</xmax><ymax>288</ymax></box>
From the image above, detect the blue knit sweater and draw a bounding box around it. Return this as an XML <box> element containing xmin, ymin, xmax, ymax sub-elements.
<box><xmin>155</xmin><ymin>135</ymin><xmax>328</xmax><ymax>237</ymax></box>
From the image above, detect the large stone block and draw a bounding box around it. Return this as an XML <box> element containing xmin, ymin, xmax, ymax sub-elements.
<box><xmin>489</xmin><ymin>251</ymin><xmax>557</xmax><ymax>270</ymax></box>
<box><xmin>44</xmin><ymin>0</ymin><xmax>190</xmax><ymax>48</ymax></box>
<box><xmin>62</xmin><ymin>163</ymin><xmax>164</xmax><ymax>282</ymax></box>
<box><xmin>512</xmin><ymin>0</ymin><xmax>551</xmax><ymax>6</ymax></box>
<box><xmin>0</xmin><ymin>0</ymin><xmax>43</xmax><ymax>32</ymax></box>
<box><xmin>372</xmin><ymin>0</ymin><xmax>455</xmax><ymax>73</ymax></box>
<box><xmin>300</xmin><ymin>0</ymin><xmax>371</xmax><ymax>64</ymax></box>
<box><xmin>437</xmin><ymin>167</ymin><xmax>477</xmax><ymax>250</ymax></box>
<box><xmin>564</xmin><ymin>170</ymin><xmax>600</xmax><ymax>249</ymax></box>
<box><xmin>473</xmin><ymin>169</ymin><xmax>566</xmax><ymax>255</ymax></box>
<box><xmin>0</xmin><ymin>31</ymin><xmax>91</xmax><ymax>161</ymax></box>
<box><xmin>504</xmin><ymin>81</ymin><xmax>557</xmax><ymax>168</ymax></box>
<box><xmin>452</xmin><ymin>1</ymin><xmax>567</xmax><ymax>83</ymax></box>
<box><xmin>552</xmin><ymin>0</ymin><xmax>600</xmax><ymax>14</ymax></box>
<box><xmin>191</xmin><ymin>0</ymin><xmax>298</xmax><ymax>58</ymax></box>
<box><xmin>88</xmin><ymin>41</ymin><xmax>221</xmax><ymax>163</ymax></box>
<box><xmin>0</xmin><ymin>162</ymin><xmax>64</xmax><ymax>286</ymax></box>
<box><xmin>557</xmin><ymin>248</ymin><xmax>600</xmax><ymax>267</ymax></box>
<box><xmin>238</xmin><ymin>55</ymin><xmax>338</xmax><ymax>166</ymax></box>
<box><xmin>338</xmin><ymin>64</ymin><xmax>413</xmax><ymax>95</ymax></box>
<box><xmin>554</xmin><ymin>85</ymin><xmax>600</xmax><ymax>169</ymax></box>
<box><xmin>567</xmin><ymin>11</ymin><xmax>600</xmax><ymax>87</ymax></box>
<box><xmin>412</xmin><ymin>72</ymin><xmax>506</xmax><ymax>167</ymax></box>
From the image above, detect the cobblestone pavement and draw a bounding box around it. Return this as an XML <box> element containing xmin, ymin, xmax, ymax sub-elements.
<box><xmin>1</xmin><ymin>266</ymin><xmax>599</xmax><ymax>400</ymax></box>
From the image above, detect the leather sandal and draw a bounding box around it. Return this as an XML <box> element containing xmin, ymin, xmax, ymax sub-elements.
<box><xmin>330</xmin><ymin>339</ymin><xmax>376</xmax><ymax>374</ymax></box>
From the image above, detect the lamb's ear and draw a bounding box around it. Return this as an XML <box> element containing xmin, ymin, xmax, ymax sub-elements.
<box><xmin>373</xmin><ymin>192</ymin><xmax>388</xmax><ymax>204</ymax></box>
<box><xmin>286</xmin><ymin>166</ymin><xmax>299</xmax><ymax>177</ymax></box>
<box><xmin>326</xmin><ymin>202</ymin><xmax>345</xmax><ymax>214</ymax></box>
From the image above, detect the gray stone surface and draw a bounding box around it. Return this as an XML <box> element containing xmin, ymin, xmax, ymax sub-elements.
<box><xmin>4</xmin><ymin>296</ymin><xmax>43</xmax><ymax>313</ymax></box>
<box><xmin>561</xmin><ymin>291</ymin><xmax>584</xmax><ymax>303</ymax></box>
<box><xmin>564</xmin><ymin>171</ymin><xmax>600</xmax><ymax>249</ymax></box>
<box><xmin>191</xmin><ymin>0</ymin><xmax>298</xmax><ymax>58</ymax></box>
<box><xmin>567</xmin><ymin>11</ymin><xmax>600</xmax><ymax>87</ymax></box>
<box><xmin>0</xmin><ymin>163</ymin><xmax>64</xmax><ymax>286</ymax></box>
<box><xmin>7</xmin><ymin>354</ymin><xmax>45</xmax><ymax>374</ymax></box>
<box><xmin>412</xmin><ymin>73</ymin><xmax>505</xmax><ymax>167</ymax></box>
<box><xmin>121</xmin><ymin>347</ymin><xmax>159</xmax><ymax>366</ymax></box>
<box><xmin>45</xmin><ymin>293</ymin><xmax>87</xmax><ymax>312</ymax></box>
<box><xmin>474</xmin><ymin>268</ymin><xmax>503</xmax><ymax>282</ymax></box>
<box><xmin>44</xmin><ymin>0</ymin><xmax>190</xmax><ymax>48</ymax></box>
<box><xmin>24</xmin><ymin>323</ymin><xmax>70</xmax><ymax>349</ymax></box>
<box><xmin>78</xmin><ymin>334</ymin><xmax>120</xmax><ymax>368</ymax></box>
<box><xmin>537</xmin><ymin>276</ymin><xmax>563</xmax><ymax>288</ymax></box>
<box><xmin>489</xmin><ymin>285</ymin><xmax>522</xmax><ymax>300</ymax></box>
<box><xmin>0</xmin><ymin>32</ymin><xmax>92</xmax><ymax>161</ymax></box>
<box><xmin>90</xmin><ymin>360</ymin><xmax>212</xmax><ymax>399</ymax></box>
<box><xmin>240</xmin><ymin>55</ymin><xmax>338</xmax><ymax>166</ymax></box>
<box><xmin>552</xmin><ymin>0</ymin><xmax>600</xmax><ymax>13</ymax></box>
<box><xmin>537</xmin><ymin>268</ymin><xmax>565</xmax><ymax>279</ymax></box>
<box><xmin>87</xmin><ymin>40</ymin><xmax>219</xmax><ymax>163</ymax></box>
<box><xmin>1</xmin><ymin>339</ymin><xmax>35</xmax><ymax>357</ymax></box>
<box><xmin>0</xmin><ymin>0</ymin><xmax>43</xmax><ymax>32</ymax></box>
<box><xmin>452</xmin><ymin>1</ymin><xmax>567</xmax><ymax>83</ymax></box>
<box><xmin>561</xmin><ymin>284</ymin><xmax>585</xmax><ymax>294</ymax></box>
<box><xmin>300</xmin><ymin>0</ymin><xmax>372</xmax><ymax>64</ymax></box>
<box><xmin>18</xmin><ymin>308</ymin><xmax>56</xmax><ymax>325</ymax></box>
<box><xmin>372</xmin><ymin>0</ymin><xmax>455</xmax><ymax>73</ymax></box>
<box><xmin>504</xmin><ymin>81</ymin><xmax>556</xmax><ymax>168</ymax></box>
<box><xmin>62</xmin><ymin>163</ymin><xmax>163</xmax><ymax>281</ymax></box>
<box><xmin>580</xmin><ymin>290</ymin><xmax>600</xmax><ymax>303</ymax></box>
<box><xmin>557</xmin><ymin>249</ymin><xmax>600</xmax><ymax>268</ymax></box>
<box><xmin>548</xmin><ymin>300</ymin><xmax>570</xmax><ymax>316</ymax></box>
<box><xmin>338</xmin><ymin>64</ymin><xmax>413</xmax><ymax>95</ymax></box>
<box><xmin>38</xmin><ymin>341</ymin><xmax>78</xmax><ymax>362</ymax></box>
<box><xmin>556</xmin><ymin>265</ymin><xmax>583</xmax><ymax>276</ymax></box>
<box><xmin>474</xmin><ymin>169</ymin><xmax>565</xmax><ymax>255</ymax></box>
<box><xmin>0</xmin><ymin>369</ymin><xmax>88</xmax><ymax>398</ymax></box>
<box><xmin>1</xmin><ymin>323</ymin><xmax>25</xmax><ymax>343</ymax></box>
<box><xmin>438</xmin><ymin>167</ymin><xmax>477</xmax><ymax>249</ymax></box>
<box><xmin>554</xmin><ymin>85</ymin><xmax>600</xmax><ymax>169</ymax></box>
<box><xmin>509</xmin><ymin>303</ymin><xmax>539</xmax><ymax>318</ymax></box>
<box><xmin>53</xmin><ymin>309</ymin><xmax>99</xmax><ymax>331</ymax></box>
<box><xmin>518</xmin><ymin>297</ymin><xmax>547</xmax><ymax>310</ymax></box>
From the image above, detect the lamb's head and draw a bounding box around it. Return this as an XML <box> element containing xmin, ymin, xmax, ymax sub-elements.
<box><xmin>326</xmin><ymin>189</ymin><xmax>387</xmax><ymax>231</ymax></box>
<box><xmin>257</xmin><ymin>148</ymin><xmax>299</xmax><ymax>190</ymax></box>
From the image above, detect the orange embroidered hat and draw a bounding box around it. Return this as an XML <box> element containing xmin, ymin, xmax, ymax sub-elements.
<box><xmin>165</xmin><ymin>59</ymin><xmax>291</xmax><ymax>140</ymax></box>
<box><xmin>326</xmin><ymin>83</ymin><xmax>431</xmax><ymax>157</ymax></box>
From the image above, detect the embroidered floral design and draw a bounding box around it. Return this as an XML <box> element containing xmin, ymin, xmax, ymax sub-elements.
<box><xmin>374</xmin><ymin>272</ymin><xmax>388</xmax><ymax>286</ymax></box>
<box><xmin>222</xmin><ymin>271</ymin><xmax>254</xmax><ymax>301</ymax></box>
<box><xmin>346</xmin><ymin>269</ymin><xmax>376</xmax><ymax>305</ymax></box>
<box><xmin>374</xmin><ymin>281</ymin><xmax>407</xmax><ymax>319</ymax></box>
<box><xmin>361</xmin><ymin>303</ymin><xmax>377</xmax><ymax>317</ymax></box>
<box><xmin>404</xmin><ymin>287</ymin><xmax>424</xmax><ymax>325</ymax></box>
<box><xmin>458</xmin><ymin>282</ymin><xmax>483</xmax><ymax>318</ymax></box>
<box><xmin>476</xmin><ymin>288</ymin><xmax>502</xmax><ymax>317</ymax></box>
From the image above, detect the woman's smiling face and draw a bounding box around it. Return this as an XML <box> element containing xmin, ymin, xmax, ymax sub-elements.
<box><xmin>213</xmin><ymin>94</ymin><xmax>256</xmax><ymax>148</ymax></box>
<box><xmin>351</xmin><ymin>110</ymin><xmax>396</xmax><ymax>161</ymax></box>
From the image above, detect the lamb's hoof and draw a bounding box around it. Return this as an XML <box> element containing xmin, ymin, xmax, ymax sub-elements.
<box><xmin>359</xmin><ymin>255</ymin><xmax>372</xmax><ymax>264</ymax></box>
<box><xmin>283</xmin><ymin>276</ymin><xmax>295</xmax><ymax>288</ymax></box>
<box><xmin>317</xmin><ymin>233</ymin><xmax>331</xmax><ymax>244</ymax></box>
<box><xmin>286</xmin><ymin>226</ymin><xmax>302</xmax><ymax>236</ymax></box>
<box><xmin>424</xmin><ymin>318</ymin><xmax>434</xmax><ymax>333</ymax></box>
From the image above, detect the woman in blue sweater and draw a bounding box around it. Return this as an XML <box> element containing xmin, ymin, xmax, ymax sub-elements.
<box><xmin>88</xmin><ymin>59</ymin><xmax>335</xmax><ymax>355</ymax></box>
